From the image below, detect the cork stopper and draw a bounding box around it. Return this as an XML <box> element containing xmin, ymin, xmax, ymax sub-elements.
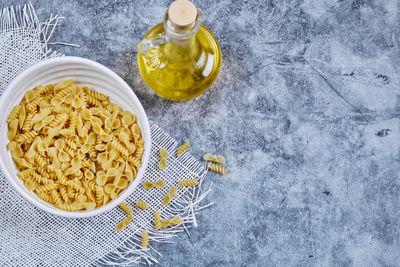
<box><xmin>168</xmin><ymin>0</ymin><xmax>197</xmax><ymax>30</ymax></box>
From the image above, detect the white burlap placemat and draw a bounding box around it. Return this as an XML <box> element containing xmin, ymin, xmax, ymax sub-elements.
<box><xmin>0</xmin><ymin>4</ymin><xmax>212</xmax><ymax>266</ymax></box>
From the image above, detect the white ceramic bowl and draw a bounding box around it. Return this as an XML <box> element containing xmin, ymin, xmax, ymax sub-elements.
<box><xmin>0</xmin><ymin>56</ymin><xmax>151</xmax><ymax>218</ymax></box>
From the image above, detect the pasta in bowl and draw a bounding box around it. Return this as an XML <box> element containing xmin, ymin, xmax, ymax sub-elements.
<box><xmin>0</xmin><ymin>57</ymin><xmax>151</xmax><ymax>218</ymax></box>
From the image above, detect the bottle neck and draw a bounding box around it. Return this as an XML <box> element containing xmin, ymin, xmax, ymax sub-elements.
<box><xmin>163</xmin><ymin>11</ymin><xmax>201</xmax><ymax>46</ymax></box>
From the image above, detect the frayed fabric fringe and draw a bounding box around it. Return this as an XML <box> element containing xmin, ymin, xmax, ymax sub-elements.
<box><xmin>94</xmin><ymin>171</ymin><xmax>213</xmax><ymax>266</ymax></box>
<box><xmin>0</xmin><ymin>3</ymin><xmax>67</xmax><ymax>92</ymax></box>
<box><xmin>0</xmin><ymin>2</ymin><xmax>75</xmax><ymax>59</ymax></box>
<box><xmin>0</xmin><ymin>3</ymin><xmax>39</xmax><ymax>31</ymax></box>
<box><xmin>94</xmin><ymin>123</ymin><xmax>214</xmax><ymax>266</ymax></box>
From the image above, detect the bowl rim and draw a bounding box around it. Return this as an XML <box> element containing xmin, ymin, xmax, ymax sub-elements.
<box><xmin>0</xmin><ymin>56</ymin><xmax>151</xmax><ymax>218</ymax></box>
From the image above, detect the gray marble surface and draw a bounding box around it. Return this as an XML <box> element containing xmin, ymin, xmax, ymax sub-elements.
<box><xmin>3</xmin><ymin>0</ymin><xmax>400</xmax><ymax>266</ymax></box>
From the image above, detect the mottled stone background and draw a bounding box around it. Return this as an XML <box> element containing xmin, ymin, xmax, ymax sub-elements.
<box><xmin>2</xmin><ymin>0</ymin><xmax>400</xmax><ymax>266</ymax></box>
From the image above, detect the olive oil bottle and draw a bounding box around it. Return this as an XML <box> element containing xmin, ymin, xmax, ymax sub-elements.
<box><xmin>138</xmin><ymin>0</ymin><xmax>221</xmax><ymax>101</ymax></box>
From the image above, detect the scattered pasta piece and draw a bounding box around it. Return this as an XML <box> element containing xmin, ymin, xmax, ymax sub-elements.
<box><xmin>118</xmin><ymin>202</ymin><xmax>133</xmax><ymax>215</ymax></box>
<box><xmin>203</xmin><ymin>153</ymin><xmax>226</xmax><ymax>164</ymax></box>
<box><xmin>142</xmin><ymin>180</ymin><xmax>165</xmax><ymax>190</ymax></box>
<box><xmin>158</xmin><ymin>148</ymin><xmax>168</xmax><ymax>170</ymax></box>
<box><xmin>171</xmin><ymin>215</ymin><xmax>183</xmax><ymax>225</ymax></box>
<box><xmin>154</xmin><ymin>211</ymin><xmax>161</xmax><ymax>231</ymax></box>
<box><xmin>208</xmin><ymin>164</ymin><xmax>227</xmax><ymax>175</ymax></box>
<box><xmin>161</xmin><ymin>219</ymin><xmax>170</xmax><ymax>229</ymax></box>
<box><xmin>142</xmin><ymin>182</ymin><xmax>153</xmax><ymax>190</ymax></box>
<box><xmin>115</xmin><ymin>215</ymin><xmax>134</xmax><ymax>231</ymax></box>
<box><xmin>162</xmin><ymin>187</ymin><xmax>178</xmax><ymax>206</ymax></box>
<box><xmin>160</xmin><ymin>215</ymin><xmax>184</xmax><ymax>229</ymax></box>
<box><xmin>158</xmin><ymin>159</ymin><xmax>167</xmax><ymax>170</ymax></box>
<box><xmin>141</xmin><ymin>230</ymin><xmax>149</xmax><ymax>248</ymax></box>
<box><xmin>136</xmin><ymin>200</ymin><xmax>149</xmax><ymax>210</ymax></box>
<box><xmin>6</xmin><ymin>80</ymin><xmax>145</xmax><ymax>211</ymax></box>
<box><xmin>178</xmin><ymin>179</ymin><xmax>199</xmax><ymax>187</ymax></box>
<box><xmin>176</xmin><ymin>141</ymin><xmax>190</xmax><ymax>157</ymax></box>
<box><xmin>160</xmin><ymin>147</ymin><xmax>168</xmax><ymax>157</ymax></box>
<box><xmin>154</xmin><ymin>180</ymin><xmax>165</xmax><ymax>188</ymax></box>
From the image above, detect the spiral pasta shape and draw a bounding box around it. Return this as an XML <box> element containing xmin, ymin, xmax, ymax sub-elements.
<box><xmin>50</xmin><ymin>105</ymin><xmax>71</xmax><ymax>114</ymax></box>
<box><xmin>35</xmin><ymin>183</ymin><xmax>58</xmax><ymax>193</ymax></box>
<box><xmin>51</xmin><ymin>190</ymin><xmax>63</xmax><ymax>207</ymax></box>
<box><xmin>36</xmin><ymin>166</ymin><xmax>56</xmax><ymax>180</ymax></box>
<box><xmin>158</xmin><ymin>147</ymin><xmax>167</xmax><ymax>170</ymax></box>
<box><xmin>203</xmin><ymin>153</ymin><xmax>226</xmax><ymax>164</ymax></box>
<box><xmin>21</xmin><ymin>113</ymin><xmax>34</xmax><ymax>132</ymax></box>
<box><xmin>7</xmin><ymin>105</ymin><xmax>22</xmax><ymax>123</ymax></box>
<box><xmin>81</xmin><ymin>120</ymin><xmax>92</xmax><ymax>137</ymax></box>
<box><xmin>60</xmin><ymin>128</ymin><xmax>75</xmax><ymax>137</ymax></box>
<box><xmin>48</xmin><ymin>113</ymin><xmax>68</xmax><ymax>128</ymax></box>
<box><xmin>111</xmin><ymin>138</ymin><xmax>129</xmax><ymax>156</ymax></box>
<box><xmin>82</xmin><ymin>158</ymin><xmax>95</xmax><ymax>173</ymax></box>
<box><xmin>142</xmin><ymin>180</ymin><xmax>165</xmax><ymax>190</ymax></box>
<box><xmin>154</xmin><ymin>211</ymin><xmax>161</xmax><ymax>231</ymax></box>
<box><xmin>136</xmin><ymin>200</ymin><xmax>149</xmax><ymax>210</ymax></box>
<box><xmin>95</xmin><ymin>186</ymin><xmax>104</xmax><ymax>207</ymax></box>
<box><xmin>37</xmin><ymin>192</ymin><xmax>54</xmax><ymax>203</ymax></box>
<box><xmin>160</xmin><ymin>216</ymin><xmax>183</xmax><ymax>229</ymax></box>
<box><xmin>26</xmin><ymin>98</ymin><xmax>40</xmax><ymax>112</ymax></box>
<box><xmin>68</xmin><ymin>112</ymin><xmax>78</xmax><ymax>131</ymax></box>
<box><xmin>134</xmin><ymin>141</ymin><xmax>144</xmax><ymax>159</ymax></box>
<box><xmin>54</xmin><ymin>87</ymin><xmax>72</xmax><ymax>99</ymax></box>
<box><xmin>87</xmin><ymin>94</ymin><xmax>103</xmax><ymax>107</ymax></box>
<box><xmin>35</xmin><ymin>84</ymin><xmax>54</xmax><ymax>95</ymax></box>
<box><xmin>162</xmin><ymin>187</ymin><xmax>178</xmax><ymax>206</ymax></box>
<box><xmin>178</xmin><ymin>179</ymin><xmax>199</xmax><ymax>187</ymax></box>
<box><xmin>54</xmin><ymin>169</ymin><xmax>69</xmax><ymax>186</ymax></box>
<box><xmin>115</xmin><ymin>215</ymin><xmax>133</xmax><ymax>231</ymax></box>
<box><xmin>33</xmin><ymin>152</ymin><xmax>48</xmax><ymax>168</ymax></box>
<box><xmin>176</xmin><ymin>141</ymin><xmax>190</xmax><ymax>156</ymax></box>
<box><xmin>59</xmin><ymin>187</ymin><xmax>70</xmax><ymax>202</ymax></box>
<box><xmin>17</xmin><ymin>169</ymin><xmax>35</xmax><ymax>180</ymax></box>
<box><xmin>118</xmin><ymin>201</ymin><xmax>133</xmax><ymax>215</ymax></box>
<box><xmin>67</xmin><ymin>188</ymin><xmax>77</xmax><ymax>199</ymax></box>
<box><xmin>67</xmin><ymin>179</ymin><xmax>85</xmax><ymax>194</ymax></box>
<box><xmin>208</xmin><ymin>164</ymin><xmax>227</xmax><ymax>175</ymax></box>
<box><xmin>141</xmin><ymin>230</ymin><xmax>149</xmax><ymax>248</ymax></box>
<box><xmin>63</xmin><ymin>146</ymin><xmax>76</xmax><ymax>158</ymax></box>
<box><xmin>127</xmin><ymin>155</ymin><xmax>142</xmax><ymax>168</ymax></box>
<box><xmin>15</xmin><ymin>130</ymin><xmax>38</xmax><ymax>143</ymax></box>
<box><xmin>7</xmin><ymin>80</ymin><xmax>145</xmax><ymax>213</ymax></box>
<box><xmin>88</xmin><ymin>88</ymin><xmax>109</xmax><ymax>101</ymax></box>
<box><xmin>31</xmin><ymin>171</ymin><xmax>54</xmax><ymax>185</ymax></box>
<box><xmin>70</xmin><ymin>168</ymin><xmax>84</xmax><ymax>180</ymax></box>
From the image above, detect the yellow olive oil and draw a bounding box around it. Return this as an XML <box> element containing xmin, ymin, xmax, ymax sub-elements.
<box><xmin>138</xmin><ymin>23</ymin><xmax>221</xmax><ymax>101</ymax></box>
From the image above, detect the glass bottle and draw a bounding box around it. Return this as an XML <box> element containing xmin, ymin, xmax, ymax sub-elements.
<box><xmin>137</xmin><ymin>0</ymin><xmax>222</xmax><ymax>101</ymax></box>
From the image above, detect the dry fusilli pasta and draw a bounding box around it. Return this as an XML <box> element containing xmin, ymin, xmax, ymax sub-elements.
<box><xmin>141</xmin><ymin>230</ymin><xmax>149</xmax><ymax>248</ymax></box>
<box><xmin>176</xmin><ymin>141</ymin><xmax>190</xmax><ymax>156</ymax></box>
<box><xmin>142</xmin><ymin>180</ymin><xmax>165</xmax><ymax>190</ymax></box>
<box><xmin>119</xmin><ymin>201</ymin><xmax>133</xmax><ymax>215</ymax></box>
<box><xmin>178</xmin><ymin>179</ymin><xmax>199</xmax><ymax>187</ymax></box>
<box><xmin>115</xmin><ymin>215</ymin><xmax>134</xmax><ymax>231</ymax></box>
<box><xmin>136</xmin><ymin>200</ymin><xmax>149</xmax><ymax>210</ymax></box>
<box><xmin>208</xmin><ymin>164</ymin><xmax>227</xmax><ymax>175</ymax></box>
<box><xmin>154</xmin><ymin>211</ymin><xmax>161</xmax><ymax>231</ymax></box>
<box><xmin>160</xmin><ymin>215</ymin><xmax>183</xmax><ymax>229</ymax></box>
<box><xmin>203</xmin><ymin>153</ymin><xmax>226</xmax><ymax>164</ymax></box>
<box><xmin>162</xmin><ymin>186</ymin><xmax>178</xmax><ymax>206</ymax></box>
<box><xmin>7</xmin><ymin>80</ymin><xmax>145</xmax><ymax>212</ymax></box>
<box><xmin>158</xmin><ymin>148</ymin><xmax>168</xmax><ymax>170</ymax></box>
